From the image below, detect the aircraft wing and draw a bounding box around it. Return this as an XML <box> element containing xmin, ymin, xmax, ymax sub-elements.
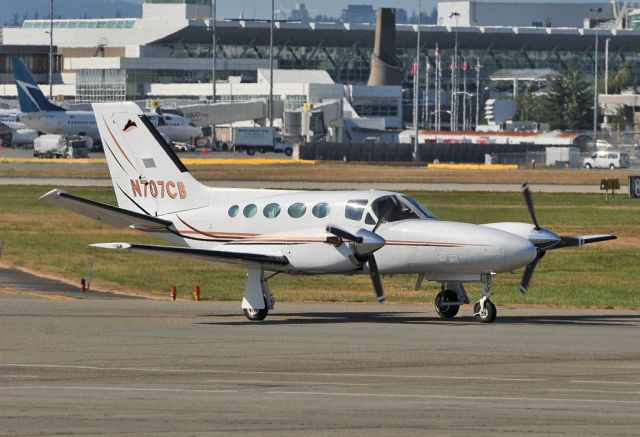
<box><xmin>90</xmin><ymin>242</ymin><xmax>289</xmax><ymax>269</ymax></box>
<box><xmin>40</xmin><ymin>189</ymin><xmax>172</xmax><ymax>231</ymax></box>
<box><xmin>0</xmin><ymin>122</ymin><xmax>12</xmax><ymax>134</ymax></box>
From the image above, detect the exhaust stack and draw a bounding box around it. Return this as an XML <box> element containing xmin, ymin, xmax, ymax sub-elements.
<box><xmin>367</xmin><ymin>8</ymin><xmax>401</xmax><ymax>86</ymax></box>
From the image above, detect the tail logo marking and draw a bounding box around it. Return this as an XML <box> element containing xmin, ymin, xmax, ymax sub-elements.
<box><xmin>123</xmin><ymin>119</ymin><xmax>138</xmax><ymax>132</ymax></box>
<box><xmin>130</xmin><ymin>179</ymin><xmax>187</xmax><ymax>200</ymax></box>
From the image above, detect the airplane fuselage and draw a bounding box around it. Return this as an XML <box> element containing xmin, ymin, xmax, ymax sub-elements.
<box><xmin>134</xmin><ymin>187</ymin><xmax>537</xmax><ymax>279</ymax></box>
<box><xmin>20</xmin><ymin>110</ymin><xmax>201</xmax><ymax>144</ymax></box>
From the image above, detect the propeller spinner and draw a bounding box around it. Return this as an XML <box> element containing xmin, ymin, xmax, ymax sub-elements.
<box><xmin>326</xmin><ymin>222</ymin><xmax>387</xmax><ymax>303</ymax></box>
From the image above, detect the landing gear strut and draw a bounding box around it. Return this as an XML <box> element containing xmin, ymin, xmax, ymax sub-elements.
<box><xmin>474</xmin><ymin>274</ymin><xmax>497</xmax><ymax>323</ymax></box>
<box><xmin>241</xmin><ymin>267</ymin><xmax>275</xmax><ymax>321</ymax></box>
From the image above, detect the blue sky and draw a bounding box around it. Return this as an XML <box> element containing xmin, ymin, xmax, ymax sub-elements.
<box><xmin>5</xmin><ymin>0</ymin><xmax>609</xmax><ymax>23</ymax></box>
<box><xmin>213</xmin><ymin>1</ymin><xmax>606</xmax><ymax>19</ymax></box>
<box><xmin>217</xmin><ymin>1</ymin><xmax>438</xmax><ymax>18</ymax></box>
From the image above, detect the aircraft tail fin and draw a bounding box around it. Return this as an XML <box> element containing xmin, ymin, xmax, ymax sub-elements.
<box><xmin>92</xmin><ymin>102</ymin><xmax>209</xmax><ymax>216</ymax></box>
<box><xmin>11</xmin><ymin>57</ymin><xmax>65</xmax><ymax>113</ymax></box>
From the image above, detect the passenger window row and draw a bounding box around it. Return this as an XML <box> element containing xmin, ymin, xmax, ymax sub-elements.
<box><xmin>228</xmin><ymin>202</ymin><xmax>332</xmax><ymax>219</ymax></box>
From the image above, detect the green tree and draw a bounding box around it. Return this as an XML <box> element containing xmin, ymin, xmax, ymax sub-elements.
<box><xmin>547</xmin><ymin>70</ymin><xmax>593</xmax><ymax>130</ymax></box>
<box><xmin>517</xmin><ymin>69</ymin><xmax>593</xmax><ymax>130</ymax></box>
<box><xmin>604</xmin><ymin>62</ymin><xmax>632</xmax><ymax>95</ymax></box>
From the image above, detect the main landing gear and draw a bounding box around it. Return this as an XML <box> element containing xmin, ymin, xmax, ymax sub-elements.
<box><xmin>434</xmin><ymin>282</ymin><xmax>469</xmax><ymax>320</ymax></box>
<box><xmin>241</xmin><ymin>267</ymin><xmax>275</xmax><ymax>321</ymax></box>
<box><xmin>433</xmin><ymin>275</ymin><xmax>497</xmax><ymax>323</ymax></box>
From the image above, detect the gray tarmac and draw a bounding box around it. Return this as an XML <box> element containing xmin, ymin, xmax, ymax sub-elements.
<box><xmin>0</xmin><ymin>267</ymin><xmax>136</xmax><ymax>300</ymax></box>
<box><xmin>1</xmin><ymin>291</ymin><xmax>639</xmax><ymax>436</ymax></box>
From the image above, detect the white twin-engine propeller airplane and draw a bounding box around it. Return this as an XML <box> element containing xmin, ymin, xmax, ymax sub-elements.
<box><xmin>41</xmin><ymin>103</ymin><xmax>616</xmax><ymax>323</ymax></box>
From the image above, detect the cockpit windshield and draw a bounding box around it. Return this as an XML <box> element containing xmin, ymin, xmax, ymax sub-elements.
<box><xmin>401</xmin><ymin>195</ymin><xmax>438</xmax><ymax>220</ymax></box>
<box><xmin>370</xmin><ymin>195</ymin><xmax>436</xmax><ymax>224</ymax></box>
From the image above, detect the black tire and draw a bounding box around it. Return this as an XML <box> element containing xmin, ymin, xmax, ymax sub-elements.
<box><xmin>246</xmin><ymin>148</ymin><xmax>256</xmax><ymax>156</ymax></box>
<box><xmin>243</xmin><ymin>306</ymin><xmax>268</xmax><ymax>321</ymax></box>
<box><xmin>284</xmin><ymin>147</ymin><xmax>293</xmax><ymax>157</ymax></box>
<box><xmin>258</xmin><ymin>147</ymin><xmax>266</xmax><ymax>154</ymax></box>
<box><xmin>584</xmin><ymin>163</ymin><xmax>592</xmax><ymax>169</ymax></box>
<box><xmin>610</xmin><ymin>163</ymin><xmax>615</xmax><ymax>170</ymax></box>
<box><xmin>221</xmin><ymin>143</ymin><xmax>229</xmax><ymax>151</ymax></box>
<box><xmin>434</xmin><ymin>290</ymin><xmax>460</xmax><ymax>319</ymax></box>
<box><xmin>474</xmin><ymin>300</ymin><xmax>497</xmax><ymax>323</ymax></box>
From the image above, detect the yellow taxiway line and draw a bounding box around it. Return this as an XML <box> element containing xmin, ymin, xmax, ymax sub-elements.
<box><xmin>0</xmin><ymin>157</ymin><xmax>316</xmax><ymax>166</ymax></box>
<box><xmin>0</xmin><ymin>289</ymin><xmax>77</xmax><ymax>301</ymax></box>
<box><xmin>428</xmin><ymin>163</ymin><xmax>519</xmax><ymax>170</ymax></box>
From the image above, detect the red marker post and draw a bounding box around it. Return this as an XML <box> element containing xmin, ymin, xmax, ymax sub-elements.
<box><xmin>194</xmin><ymin>285</ymin><xmax>200</xmax><ymax>302</ymax></box>
<box><xmin>170</xmin><ymin>285</ymin><xmax>177</xmax><ymax>301</ymax></box>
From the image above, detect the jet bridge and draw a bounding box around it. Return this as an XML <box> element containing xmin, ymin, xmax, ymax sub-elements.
<box><xmin>178</xmin><ymin>100</ymin><xmax>283</xmax><ymax>127</ymax></box>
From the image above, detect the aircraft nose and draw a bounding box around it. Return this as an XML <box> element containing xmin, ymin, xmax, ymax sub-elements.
<box><xmin>503</xmin><ymin>235</ymin><xmax>537</xmax><ymax>270</ymax></box>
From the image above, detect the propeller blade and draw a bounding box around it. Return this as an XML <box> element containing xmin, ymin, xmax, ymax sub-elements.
<box><xmin>326</xmin><ymin>225</ymin><xmax>363</xmax><ymax>243</ymax></box>
<box><xmin>555</xmin><ymin>234</ymin><xmax>617</xmax><ymax>249</ymax></box>
<box><xmin>368</xmin><ymin>255</ymin><xmax>385</xmax><ymax>303</ymax></box>
<box><xmin>522</xmin><ymin>182</ymin><xmax>541</xmax><ymax>230</ymax></box>
<box><xmin>519</xmin><ymin>257</ymin><xmax>540</xmax><ymax>294</ymax></box>
<box><xmin>519</xmin><ymin>249</ymin><xmax>545</xmax><ymax>294</ymax></box>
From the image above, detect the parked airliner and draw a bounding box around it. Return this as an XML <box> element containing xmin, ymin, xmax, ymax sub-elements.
<box><xmin>0</xmin><ymin>120</ymin><xmax>38</xmax><ymax>146</ymax></box>
<box><xmin>12</xmin><ymin>57</ymin><xmax>202</xmax><ymax>145</ymax></box>
<box><xmin>41</xmin><ymin>102</ymin><xmax>616</xmax><ymax>323</ymax></box>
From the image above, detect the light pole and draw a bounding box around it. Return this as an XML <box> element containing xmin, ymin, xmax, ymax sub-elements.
<box><xmin>450</xmin><ymin>11</ymin><xmax>460</xmax><ymax>131</ymax></box>
<box><xmin>435</xmin><ymin>43</ymin><xmax>441</xmax><ymax>131</ymax></box>
<box><xmin>591</xmin><ymin>6</ymin><xmax>602</xmax><ymax>147</ymax></box>
<box><xmin>475</xmin><ymin>58</ymin><xmax>481</xmax><ymax>129</ymax></box>
<box><xmin>211</xmin><ymin>0</ymin><xmax>217</xmax><ymax>104</ymax></box>
<box><xmin>424</xmin><ymin>54</ymin><xmax>430</xmax><ymax>129</ymax></box>
<box><xmin>412</xmin><ymin>0</ymin><xmax>422</xmax><ymax>161</ymax></box>
<box><xmin>604</xmin><ymin>37</ymin><xmax>610</xmax><ymax>95</ymax></box>
<box><xmin>462</xmin><ymin>59</ymin><xmax>467</xmax><ymax>131</ymax></box>
<box><xmin>269</xmin><ymin>0</ymin><xmax>275</xmax><ymax>128</ymax></box>
<box><xmin>49</xmin><ymin>0</ymin><xmax>53</xmax><ymax>100</ymax></box>
<box><xmin>604</xmin><ymin>37</ymin><xmax>610</xmax><ymax>127</ymax></box>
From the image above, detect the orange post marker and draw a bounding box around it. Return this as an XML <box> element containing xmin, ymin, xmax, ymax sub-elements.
<box><xmin>170</xmin><ymin>285</ymin><xmax>177</xmax><ymax>301</ymax></box>
<box><xmin>194</xmin><ymin>285</ymin><xmax>200</xmax><ymax>302</ymax></box>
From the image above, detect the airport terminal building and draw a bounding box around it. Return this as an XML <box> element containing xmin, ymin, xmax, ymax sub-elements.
<box><xmin>1</xmin><ymin>0</ymin><xmax>640</xmax><ymax>130</ymax></box>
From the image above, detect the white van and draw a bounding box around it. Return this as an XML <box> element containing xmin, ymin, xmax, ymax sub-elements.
<box><xmin>583</xmin><ymin>151</ymin><xmax>630</xmax><ymax>169</ymax></box>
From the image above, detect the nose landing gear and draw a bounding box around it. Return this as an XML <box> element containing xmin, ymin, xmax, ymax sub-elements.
<box><xmin>474</xmin><ymin>274</ymin><xmax>497</xmax><ymax>323</ymax></box>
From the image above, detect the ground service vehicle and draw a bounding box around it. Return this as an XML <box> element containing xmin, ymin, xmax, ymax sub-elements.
<box><xmin>583</xmin><ymin>151</ymin><xmax>630</xmax><ymax>169</ymax></box>
<box><xmin>231</xmin><ymin>127</ymin><xmax>293</xmax><ymax>156</ymax></box>
<box><xmin>33</xmin><ymin>135</ymin><xmax>89</xmax><ymax>159</ymax></box>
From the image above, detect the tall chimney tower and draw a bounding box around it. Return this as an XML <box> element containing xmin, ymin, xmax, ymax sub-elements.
<box><xmin>367</xmin><ymin>8</ymin><xmax>401</xmax><ymax>86</ymax></box>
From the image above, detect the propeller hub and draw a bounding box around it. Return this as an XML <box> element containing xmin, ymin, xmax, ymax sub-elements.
<box><xmin>354</xmin><ymin>229</ymin><xmax>386</xmax><ymax>257</ymax></box>
<box><xmin>529</xmin><ymin>227</ymin><xmax>561</xmax><ymax>250</ymax></box>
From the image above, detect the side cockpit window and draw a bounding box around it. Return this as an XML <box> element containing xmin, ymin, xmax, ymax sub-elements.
<box><xmin>345</xmin><ymin>199</ymin><xmax>368</xmax><ymax>221</ymax></box>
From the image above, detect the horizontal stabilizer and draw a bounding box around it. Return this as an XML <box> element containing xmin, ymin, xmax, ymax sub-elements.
<box><xmin>40</xmin><ymin>189</ymin><xmax>172</xmax><ymax>230</ymax></box>
<box><xmin>90</xmin><ymin>243</ymin><xmax>289</xmax><ymax>267</ymax></box>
